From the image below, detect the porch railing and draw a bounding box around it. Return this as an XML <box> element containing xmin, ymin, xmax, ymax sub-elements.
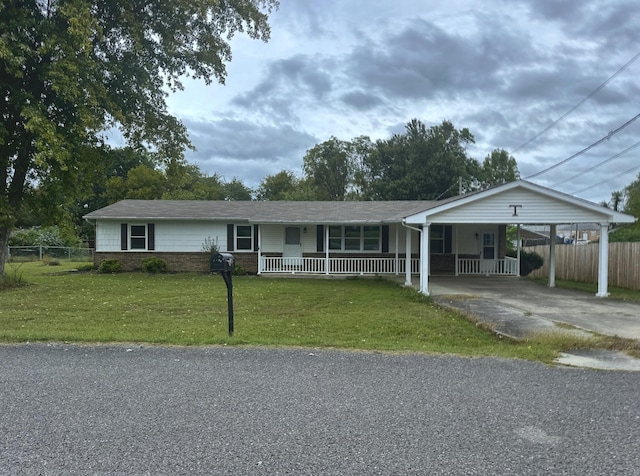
<box><xmin>457</xmin><ymin>257</ymin><xmax>518</xmax><ymax>276</ymax></box>
<box><xmin>260</xmin><ymin>257</ymin><xmax>420</xmax><ymax>275</ymax></box>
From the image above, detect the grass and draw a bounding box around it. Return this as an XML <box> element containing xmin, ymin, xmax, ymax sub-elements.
<box><xmin>0</xmin><ymin>261</ymin><xmax>636</xmax><ymax>363</ymax></box>
<box><xmin>531</xmin><ymin>278</ymin><xmax>640</xmax><ymax>303</ymax></box>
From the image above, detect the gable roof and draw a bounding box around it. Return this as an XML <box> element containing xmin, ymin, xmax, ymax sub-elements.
<box><xmin>83</xmin><ymin>181</ymin><xmax>637</xmax><ymax>226</ymax></box>
<box><xmin>404</xmin><ymin>180</ymin><xmax>636</xmax><ymax>225</ymax></box>
<box><xmin>83</xmin><ymin>199</ymin><xmax>437</xmax><ymax>224</ymax></box>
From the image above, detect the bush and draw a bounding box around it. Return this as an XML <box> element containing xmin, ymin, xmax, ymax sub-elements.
<box><xmin>233</xmin><ymin>263</ymin><xmax>246</xmax><ymax>276</ymax></box>
<box><xmin>0</xmin><ymin>267</ymin><xmax>28</xmax><ymax>290</ymax></box>
<box><xmin>9</xmin><ymin>225</ymin><xmax>81</xmax><ymax>248</ymax></box>
<box><xmin>520</xmin><ymin>250</ymin><xmax>544</xmax><ymax>276</ymax></box>
<box><xmin>142</xmin><ymin>257</ymin><xmax>167</xmax><ymax>274</ymax></box>
<box><xmin>99</xmin><ymin>259</ymin><xmax>122</xmax><ymax>273</ymax></box>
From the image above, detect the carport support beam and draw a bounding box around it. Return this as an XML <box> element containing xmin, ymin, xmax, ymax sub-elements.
<box><xmin>548</xmin><ymin>224</ymin><xmax>556</xmax><ymax>288</ymax></box>
<box><xmin>596</xmin><ymin>223</ymin><xmax>609</xmax><ymax>297</ymax></box>
<box><xmin>420</xmin><ymin>224</ymin><xmax>430</xmax><ymax>295</ymax></box>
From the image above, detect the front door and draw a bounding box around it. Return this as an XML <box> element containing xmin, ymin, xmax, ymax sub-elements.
<box><xmin>481</xmin><ymin>231</ymin><xmax>496</xmax><ymax>274</ymax></box>
<box><xmin>283</xmin><ymin>226</ymin><xmax>303</xmax><ymax>267</ymax></box>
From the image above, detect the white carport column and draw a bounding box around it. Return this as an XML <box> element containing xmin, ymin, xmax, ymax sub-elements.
<box><xmin>405</xmin><ymin>227</ymin><xmax>412</xmax><ymax>286</ymax></box>
<box><xmin>596</xmin><ymin>223</ymin><xmax>610</xmax><ymax>297</ymax></box>
<box><xmin>324</xmin><ymin>225</ymin><xmax>330</xmax><ymax>275</ymax></box>
<box><xmin>548</xmin><ymin>224</ymin><xmax>556</xmax><ymax>288</ymax></box>
<box><xmin>257</xmin><ymin>225</ymin><xmax>262</xmax><ymax>275</ymax></box>
<box><xmin>419</xmin><ymin>224</ymin><xmax>430</xmax><ymax>295</ymax></box>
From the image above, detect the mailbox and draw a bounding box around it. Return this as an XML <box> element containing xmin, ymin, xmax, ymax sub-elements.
<box><xmin>210</xmin><ymin>252</ymin><xmax>235</xmax><ymax>273</ymax></box>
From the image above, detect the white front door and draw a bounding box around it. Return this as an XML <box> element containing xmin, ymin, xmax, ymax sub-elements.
<box><xmin>481</xmin><ymin>231</ymin><xmax>496</xmax><ymax>274</ymax></box>
<box><xmin>283</xmin><ymin>226</ymin><xmax>303</xmax><ymax>266</ymax></box>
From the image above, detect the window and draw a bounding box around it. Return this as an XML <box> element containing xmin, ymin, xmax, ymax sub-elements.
<box><xmin>121</xmin><ymin>223</ymin><xmax>155</xmax><ymax>251</ymax></box>
<box><xmin>130</xmin><ymin>225</ymin><xmax>147</xmax><ymax>250</ymax></box>
<box><xmin>430</xmin><ymin>225</ymin><xmax>451</xmax><ymax>254</ymax></box>
<box><xmin>236</xmin><ymin>225</ymin><xmax>253</xmax><ymax>250</ymax></box>
<box><xmin>328</xmin><ymin>225</ymin><xmax>380</xmax><ymax>252</ymax></box>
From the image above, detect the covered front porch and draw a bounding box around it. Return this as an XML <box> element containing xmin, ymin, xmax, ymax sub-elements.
<box><xmin>256</xmin><ymin>221</ymin><xmax>519</xmax><ymax>279</ymax></box>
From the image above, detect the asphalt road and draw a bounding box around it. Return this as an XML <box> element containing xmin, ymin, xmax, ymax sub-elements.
<box><xmin>1</xmin><ymin>344</ymin><xmax>639</xmax><ymax>475</ymax></box>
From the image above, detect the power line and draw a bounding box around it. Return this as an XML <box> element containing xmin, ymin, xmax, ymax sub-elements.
<box><xmin>571</xmin><ymin>162</ymin><xmax>640</xmax><ymax>195</ymax></box>
<box><xmin>524</xmin><ymin>112</ymin><xmax>640</xmax><ymax>180</ymax></box>
<box><xmin>551</xmin><ymin>140</ymin><xmax>640</xmax><ymax>187</ymax></box>
<box><xmin>511</xmin><ymin>50</ymin><xmax>640</xmax><ymax>154</ymax></box>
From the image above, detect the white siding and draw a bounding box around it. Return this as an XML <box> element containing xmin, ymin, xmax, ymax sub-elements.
<box><xmin>155</xmin><ymin>221</ymin><xmax>227</xmax><ymax>252</ymax></box>
<box><xmin>95</xmin><ymin>220</ymin><xmax>227</xmax><ymax>252</ymax></box>
<box><xmin>95</xmin><ymin>221</ymin><xmax>122</xmax><ymax>252</ymax></box>
<box><xmin>409</xmin><ymin>188</ymin><xmax>610</xmax><ymax>224</ymax></box>
<box><xmin>260</xmin><ymin>224</ymin><xmax>283</xmax><ymax>253</ymax></box>
<box><xmin>453</xmin><ymin>224</ymin><xmax>499</xmax><ymax>255</ymax></box>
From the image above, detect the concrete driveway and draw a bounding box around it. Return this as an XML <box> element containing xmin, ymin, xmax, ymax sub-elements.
<box><xmin>429</xmin><ymin>276</ymin><xmax>640</xmax><ymax>341</ymax></box>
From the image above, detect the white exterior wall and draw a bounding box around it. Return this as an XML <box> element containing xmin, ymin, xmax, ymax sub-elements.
<box><xmin>259</xmin><ymin>224</ymin><xmax>419</xmax><ymax>254</ymax></box>
<box><xmin>454</xmin><ymin>224</ymin><xmax>499</xmax><ymax>255</ymax></box>
<box><xmin>95</xmin><ymin>220</ymin><xmax>227</xmax><ymax>252</ymax></box>
<box><xmin>417</xmin><ymin>188</ymin><xmax>610</xmax><ymax>224</ymax></box>
<box><xmin>155</xmin><ymin>221</ymin><xmax>227</xmax><ymax>252</ymax></box>
<box><xmin>96</xmin><ymin>220</ymin><xmax>422</xmax><ymax>254</ymax></box>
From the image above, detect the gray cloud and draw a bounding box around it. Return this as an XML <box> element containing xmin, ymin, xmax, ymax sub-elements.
<box><xmin>171</xmin><ymin>0</ymin><xmax>640</xmax><ymax>203</ymax></box>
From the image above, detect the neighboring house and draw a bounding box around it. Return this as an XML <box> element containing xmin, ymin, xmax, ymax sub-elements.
<box><xmin>84</xmin><ymin>180</ymin><xmax>636</xmax><ymax>297</ymax></box>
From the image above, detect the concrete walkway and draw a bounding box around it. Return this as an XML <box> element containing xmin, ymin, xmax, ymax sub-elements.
<box><xmin>426</xmin><ymin>276</ymin><xmax>640</xmax><ymax>371</ymax></box>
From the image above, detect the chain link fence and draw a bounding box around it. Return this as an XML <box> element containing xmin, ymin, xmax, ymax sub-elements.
<box><xmin>8</xmin><ymin>246</ymin><xmax>94</xmax><ymax>262</ymax></box>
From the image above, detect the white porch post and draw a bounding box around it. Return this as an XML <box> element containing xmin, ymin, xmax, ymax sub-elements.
<box><xmin>454</xmin><ymin>224</ymin><xmax>459</xmax><ymax>276</ymax></box>
<box><xmin>548</xmin><ymin>224</ymin><xmax>556</xmax><ymax>288</ymax></box>
<box><xmin>257</xmin><ymin>224</ymin><xmax>262</xmax><ymax>275</ymax></box>
<box><xmin>420</xmin><ymin>224</ymin><xmax>430</xmax><ymax>295</ymax></box>
<box><xmin>325</xmin><ymin>225</ymin><xmax>330</xmax><ymax>275</ymax></box>
<box><xmin>405</xmin><ymin>227</ymin><xmax>412</xmax><ymax>286</ymax></box>
<box><xmin>394</xmin><ymin>225</ymin><xmax>399</xmax><ymax>275</ymax></box>
<box><xmin>516</xmin><ymin>224</ymin><xmax>521</xmax><ymax>277</ymax></box>
<box><xmin>596</xmin><ymin>223</ymin><xmax>609</xmax><ymax>297</ymax></box>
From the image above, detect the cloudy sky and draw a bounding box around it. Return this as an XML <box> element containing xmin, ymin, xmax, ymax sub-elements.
<box><xmin>165</xmin><ymin>0</ymin><xmax>640</xmax><ymax>205</ymax></box>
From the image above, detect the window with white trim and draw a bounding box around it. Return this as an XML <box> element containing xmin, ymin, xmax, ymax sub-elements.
<box><xmin>121</xmin><ymin>223</ymin><xmax>155</xmax><ymax>251</ymax></box>
<box><xmin>328</xmin><ymin>225</ymin><xmax>380</xmax><ymax>251</ymax></box>
<box><xmin>130</xmin><ymin>225</ymin><xmax>147</xmax><ymax>250</ymax></box>
<box><xmin>236</xmin><ymin>225</ymin><xmax>253</xmax><ymax>250</ymax></box>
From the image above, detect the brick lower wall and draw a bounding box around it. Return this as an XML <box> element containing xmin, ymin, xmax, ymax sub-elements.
<box><xmin>95</xmin><ymin>252</ymin><xmax>259</xmax><ymax>274</ymax></box>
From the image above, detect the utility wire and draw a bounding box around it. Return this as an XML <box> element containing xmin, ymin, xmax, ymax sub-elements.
<box><xmin>524</xmin><ymin>113</ymin><xmax>640</xmax><ymax>179</ymax></box>
<box><xmin>511</xmin><ymin>50</ymin><xmax>640</xmax><ymax>154</ymax></box>
<box><xmin>551</xmin><ymin>140</ymin><xmax>640</xmax><ymax>187</ymax></box>
<box><xmin>571</xmin><ymin>162</ymin><xmax>640</xmax><ymax>195</ymax></box>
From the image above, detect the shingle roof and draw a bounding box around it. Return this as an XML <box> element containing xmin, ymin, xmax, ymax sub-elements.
<box><xmin>83</xmin><ymin>200</ymin><xmax>438</xmax><ymax>224</ymax></box>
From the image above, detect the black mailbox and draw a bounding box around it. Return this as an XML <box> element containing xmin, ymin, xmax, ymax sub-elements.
<box><xmin>210</xmin><ymin>252</ymin><xmax>235</xmax><ymax>273</ymax></box>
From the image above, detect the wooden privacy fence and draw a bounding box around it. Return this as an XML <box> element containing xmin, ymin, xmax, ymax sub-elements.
<box><xmin>527</xmin><ymin>242</ymin><xmax>640</xmax><ymax>291</ymax></box>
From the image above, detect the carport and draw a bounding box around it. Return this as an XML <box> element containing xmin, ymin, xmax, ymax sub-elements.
<box><xmin>403</xmin><ymin>181</ymin><xmax>636</xmax><ymax>297</ymax></box>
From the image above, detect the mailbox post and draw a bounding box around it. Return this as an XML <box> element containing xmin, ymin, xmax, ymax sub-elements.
<box><xmin>210</xmin><ymin>253</ymin><xmax>235</xmax><ymax>336</ymax></box>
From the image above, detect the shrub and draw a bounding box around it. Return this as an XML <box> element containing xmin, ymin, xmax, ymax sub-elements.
<box><xmin>233</xmin><ymin>263</ymin><xmax>246</xmax><ymax>276</ymax></box>
<box><xmin>201</xmin><ymin>236</ymin><xmax>219</xmax><ymax>254</ymax></box>
<box><xmin>41</xmin><ymin>255</ymin><xmax>60</xmax><ymax>266</ymax></box>
<box><xmin>0</xmin><ymin>267</ymin><xmax>28</xmax><ymax>290</ymax></box>
<box><xmin>99</xmin><ymin>259</ymin><xmax>122</xmax><ymax>273</ymax></box>
<box><xmin>520</xmin><ymin>250</ymin><xmax>543</xmax><ymax>276</ymax></box>
<box><xmin>142</xmin><ymin>257</ymin><xmax>167</xmax><ymax>274</ymax></box>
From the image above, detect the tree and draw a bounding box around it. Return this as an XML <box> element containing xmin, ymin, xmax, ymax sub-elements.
<box><xmin>0</xmin><ymin>0</ymin><xmax>278</xmax><ymax>276</ymax></box>
<box><xmin>303</xmin><ymin>137</ymin><xmax>355</xmax><ymax>200</ymax></box>
<box><xmin>223</xmin><ymin>178</ymin><xmax>253</xmax><ymax>201</ymax></box>
<box><xmin>479</xmin><ymin>149</ymin><xmax>520</xmax><ymax>188</ymax></box>
<box><xmin>256</xmin><ymin>170</ymin><xmax>301</xmax><ymax>201</ymax></box>
<box><xmin>361</xmin><ymin>119</ymin><xmax>480</xmax><ymax>200</ymax></box>
<box><xmin>623</xmin><ymin>173</ymin><xmax>640</xmax><ymax>219</ymax></box>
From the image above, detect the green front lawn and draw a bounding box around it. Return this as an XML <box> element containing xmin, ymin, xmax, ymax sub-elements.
<box><xmin>0</xmin><ymin>261</ymin><xmax>630</xmax><ymax>362</ymax></box>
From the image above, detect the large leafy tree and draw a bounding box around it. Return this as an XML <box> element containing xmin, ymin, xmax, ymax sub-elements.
<box><xmin>361</xmin><ymin>119</ymin><xmax>480</xmax><ymax>200</ymax></box>
<box><xmin>302</xmin><ymin>137</ymin><xmax>355</xmax><ymax>200</ymax></box>
<box><xmin>0</xmin><ymin>0</ymin><xmax>278</xmax><ymax>275</ymax></box>
<box><xmin>479</xmin><ymin>148</ymin><xmax>520</xmax><ymax>188</ymax></box>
